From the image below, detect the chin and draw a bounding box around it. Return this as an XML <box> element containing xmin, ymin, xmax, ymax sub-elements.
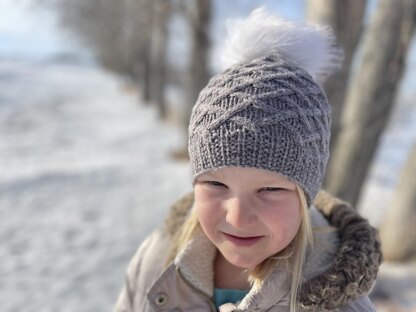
<box><xmin>225</xmin><ymin>253</ymin><xmax>265</xmax><ymax>269</ymax></box>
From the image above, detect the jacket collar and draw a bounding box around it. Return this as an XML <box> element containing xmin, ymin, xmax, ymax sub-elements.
<box><xmin>299</xmin><ymin>191</ymin><xmax>382</xmax><ymax>310</ymax></box>
<box><xmin>165</xmin><ymin>190</ymin><xmax>382</xmax><ymax>311</ymax></box>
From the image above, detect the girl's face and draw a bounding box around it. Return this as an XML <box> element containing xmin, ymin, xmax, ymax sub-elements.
<box><xmin>194</xmin><ymin>166</ymin><xmax>302</xmax><ymax>269</ymax></box>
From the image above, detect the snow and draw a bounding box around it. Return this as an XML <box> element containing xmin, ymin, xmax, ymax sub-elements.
<box><xmin>0</xmin><ymin>59</ymin><xmax>192</xmax><ymax>311</ymax></box>
<box><xmin>372</xmin><ymin>262</ymin><xmax>416</xmax><ymax>311</ymax></box>
<box><xmin>2</xmin><ymin>48</ymin><xmax>416</xmax><ymax>310</ymax></box>
<box><xmin>2</xmin><ymin>57</ymin><xmax>415</xmax><ymax>311</ymax></box>
<box><xmin>2</xmin><ymin>1</ymin><xmax>416</xmax><ymax>310</ymax></box>
<box><xmin>360</xmin><ymin>98</ymin><xmax>416</xmax><ymax>311</ymax></box>
<box><xmin>359</xmin><ymin>97</ymin><xmax>416</xmax><ymax>227</ymax></box>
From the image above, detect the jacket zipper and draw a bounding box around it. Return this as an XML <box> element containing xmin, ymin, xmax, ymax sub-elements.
<box><xmin>175</xmin><ymin>266</ymin><xmax>217</xmax><ymax>312</ymax></box>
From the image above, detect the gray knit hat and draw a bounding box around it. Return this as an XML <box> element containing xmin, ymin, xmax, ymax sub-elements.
<box><xmin>188</xmin><ymin>9</ymin><xmax>343</xmax><ymax>205</ymax></box>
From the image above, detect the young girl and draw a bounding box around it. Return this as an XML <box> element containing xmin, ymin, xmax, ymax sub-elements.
<box><xmin>115</xmin><ymin>9</ymin><xmax>382</xmax><ymax>312</ymax></box>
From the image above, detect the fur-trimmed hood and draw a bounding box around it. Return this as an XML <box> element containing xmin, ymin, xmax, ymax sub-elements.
<box><xmin>164</xmin><ymin>190</ymin><xmax>382</xmax><ymax>311</ymax></box>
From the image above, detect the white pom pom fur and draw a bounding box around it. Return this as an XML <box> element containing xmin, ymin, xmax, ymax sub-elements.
<box><xmin>220</xmin><ymin>7</ymin><xmax>344</xmax><ymax>83</ymax></box>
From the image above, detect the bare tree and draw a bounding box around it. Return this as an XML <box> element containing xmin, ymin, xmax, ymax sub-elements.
<box><xmin>48</xmin><ymin>0</ymin><xmax>160</xmax><ymax>103</ymax></box>
<box><xmin>174</xmin><ymin>0</ymin><xmax>212</xmax><ymax>159</ymax></box>
<box><xmin>123</xmin><ymin>0</ymin><xmax>155</xmax><ymax>102</ymax></box>
<box><xmin>149</xmin><ymin>0</ymin><xmax>172</xmax><ymax>118</ymax></box>
<box><xmin>186</xmin><ymin>0</ymin><xmax>211</xmax><ymax>122</ymax></box>
<box><xmin>57</xmin><ymin>0</ymin><xmax>129</xmax><ymax>74</ymax></box>
<box><xmin>380</xmin><ymin>143</ymin><xmax>416</xmax><ymax>261</ymax></box>
<box><xmin>306</xmin><ymin>0</ymin><xmax>367</xmax><ymax>186</ymax></box>
<box><xmin>325</xmin><ymin>0</ymin><xmax>416</xmax><ymax>206</ymax></box>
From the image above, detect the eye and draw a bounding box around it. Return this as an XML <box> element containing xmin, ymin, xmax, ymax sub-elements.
<box><xmin>206</xmin><ymin>181</ymin><xmax>227</xmax><ymax>188</ymax></box>
<box><xmin>260</xmin><ymin>187</ymin><xmax>284</xmax><ymax>192</ymax></box>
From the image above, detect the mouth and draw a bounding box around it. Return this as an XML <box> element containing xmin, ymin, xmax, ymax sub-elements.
<box><xmin>223</xmin><ymin>233</ymin><xmax>263</xmax><ymax>247</ymax></box>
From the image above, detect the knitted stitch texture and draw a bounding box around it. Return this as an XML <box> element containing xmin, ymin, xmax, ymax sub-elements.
<box><xmin>188</xmin><ymin>54</ymin><xmax>331</xmax><ymax>204</ymax></box>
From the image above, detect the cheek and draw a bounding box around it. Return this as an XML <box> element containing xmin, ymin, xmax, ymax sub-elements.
<box><xmin>262</xmin><ymin>199</ymin><xmax>302</xmax><ymax>245</ymax></box>
<box><xmin>195</xmin><ymin>204</ymin><xmax>213</xmax><ymax>229</ymax></box>
<box><xmin>194</xmin><ymin>190</ymin><xmax>222</xmax><ymax>236</ymax></box>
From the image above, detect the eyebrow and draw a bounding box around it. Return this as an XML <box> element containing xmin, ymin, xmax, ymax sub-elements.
<box><xmin>196</xmin><ymin>172</ymin><xmax>217</xmax><ymax>179</ymax></box>
<box><xmin>193</xmin><ymin>173</ymin><xmax>218</xmax><ymax>185</ymax></box>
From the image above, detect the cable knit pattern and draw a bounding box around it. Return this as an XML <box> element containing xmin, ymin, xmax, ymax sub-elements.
<box><xmin>188</xmin><ymin>55</ymin><xmax>331</xmax><ymax>205</ymax></box>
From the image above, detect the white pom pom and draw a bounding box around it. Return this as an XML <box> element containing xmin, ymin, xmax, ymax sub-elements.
<box><xmin>220</xmin><ymin>7</ymin><xmax>344</xmax><ymax>83</ymax></box>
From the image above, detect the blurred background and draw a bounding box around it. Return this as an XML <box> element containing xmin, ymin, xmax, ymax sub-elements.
<box><xmin>1</xmin><ymin>0</ymin><xmax>416</xmax><ymax>311</ymax></box>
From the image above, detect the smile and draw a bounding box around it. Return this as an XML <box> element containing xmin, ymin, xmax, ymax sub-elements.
<box><xmin>223</xmin><ymin>233</ymin><xmax>263</xmax><ymax>247</ymax></box>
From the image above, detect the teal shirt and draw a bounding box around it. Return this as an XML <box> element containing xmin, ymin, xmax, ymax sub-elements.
<box><xmin>214</xmin><ymin>288</ymin><xmax>248</xmax><ymax>310</ymax></box>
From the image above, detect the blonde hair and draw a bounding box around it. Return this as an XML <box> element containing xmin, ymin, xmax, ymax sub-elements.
<box><xmin>166</xmin><ymin>184</ymin><xmax>313</xmax><ymax>312</ymax></box>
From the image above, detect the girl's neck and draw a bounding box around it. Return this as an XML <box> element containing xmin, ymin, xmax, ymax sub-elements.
<box><xmin>214</xmin><ymin>251</ymin><xmax>251</xmax><ymax>290</ymax></box>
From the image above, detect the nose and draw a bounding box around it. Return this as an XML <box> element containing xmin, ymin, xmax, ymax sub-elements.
<box><xmin>224</xmin><ymin>196</ymin><xmax>257</xmax><ymax>228</ymax></box>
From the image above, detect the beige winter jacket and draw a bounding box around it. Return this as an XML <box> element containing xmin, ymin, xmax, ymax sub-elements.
<box><xmin>114</xmin><ymin>191</ymin><xmax>382</xmax><ymax>312</ymax></box>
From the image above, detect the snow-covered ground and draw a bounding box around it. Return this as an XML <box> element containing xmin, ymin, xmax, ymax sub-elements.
<box><xmin>0</xmin><ymin>59</ymin><xmax>192</xmax><ymax>311</ymax></box>
<box><xmin>1</xmin><ymin>58</ymin><xmax>415</xmax><ymax>311</ymax></box>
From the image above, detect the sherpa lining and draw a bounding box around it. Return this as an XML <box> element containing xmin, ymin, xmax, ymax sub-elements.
<box><xmin>164</xmin><ymin>190</ymin><xmax>382</xmax><ymax>311</ymax></box>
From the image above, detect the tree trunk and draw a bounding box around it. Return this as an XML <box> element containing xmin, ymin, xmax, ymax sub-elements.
<box><xmin>325</xmin><ymin>0</ymin><xmax>416</xmax><ymax>206</ymax></box>
<box><xmin>380</xmin><ymin>143</ymin><xmax>416</xmax><ymax>261</ymax></box>
<box><xmin>306</xmin><ymin>0</ymin><xmax>337</xmax><ymax>26</ymax></box>
<box><xmin>151</xmin><ymin>0</ymin><xmax>171</xmax><ymax>118</ymax></box>
<box><xmin>125</xmin><ymin>0</ymin><xmax>154</xmax><ymax>104</ymax></box>
<box><xmin>306</xmin><ymin>0</ymin><xmax>367</xmax><ymax>187</ymax></box>
<box><xmin>186</xmin><ymin>0</ymin><xmax>211</xmax><ymax>119</ymax></box>
<box><xmin>175</xmin><ymin>0</ymin><xmax>211</xmax><ymax>159</ymax></box>
<box><xmin>141</xmin><ymin>0</ymin><xmax>155</xmax><ymax>104</ymax></box>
